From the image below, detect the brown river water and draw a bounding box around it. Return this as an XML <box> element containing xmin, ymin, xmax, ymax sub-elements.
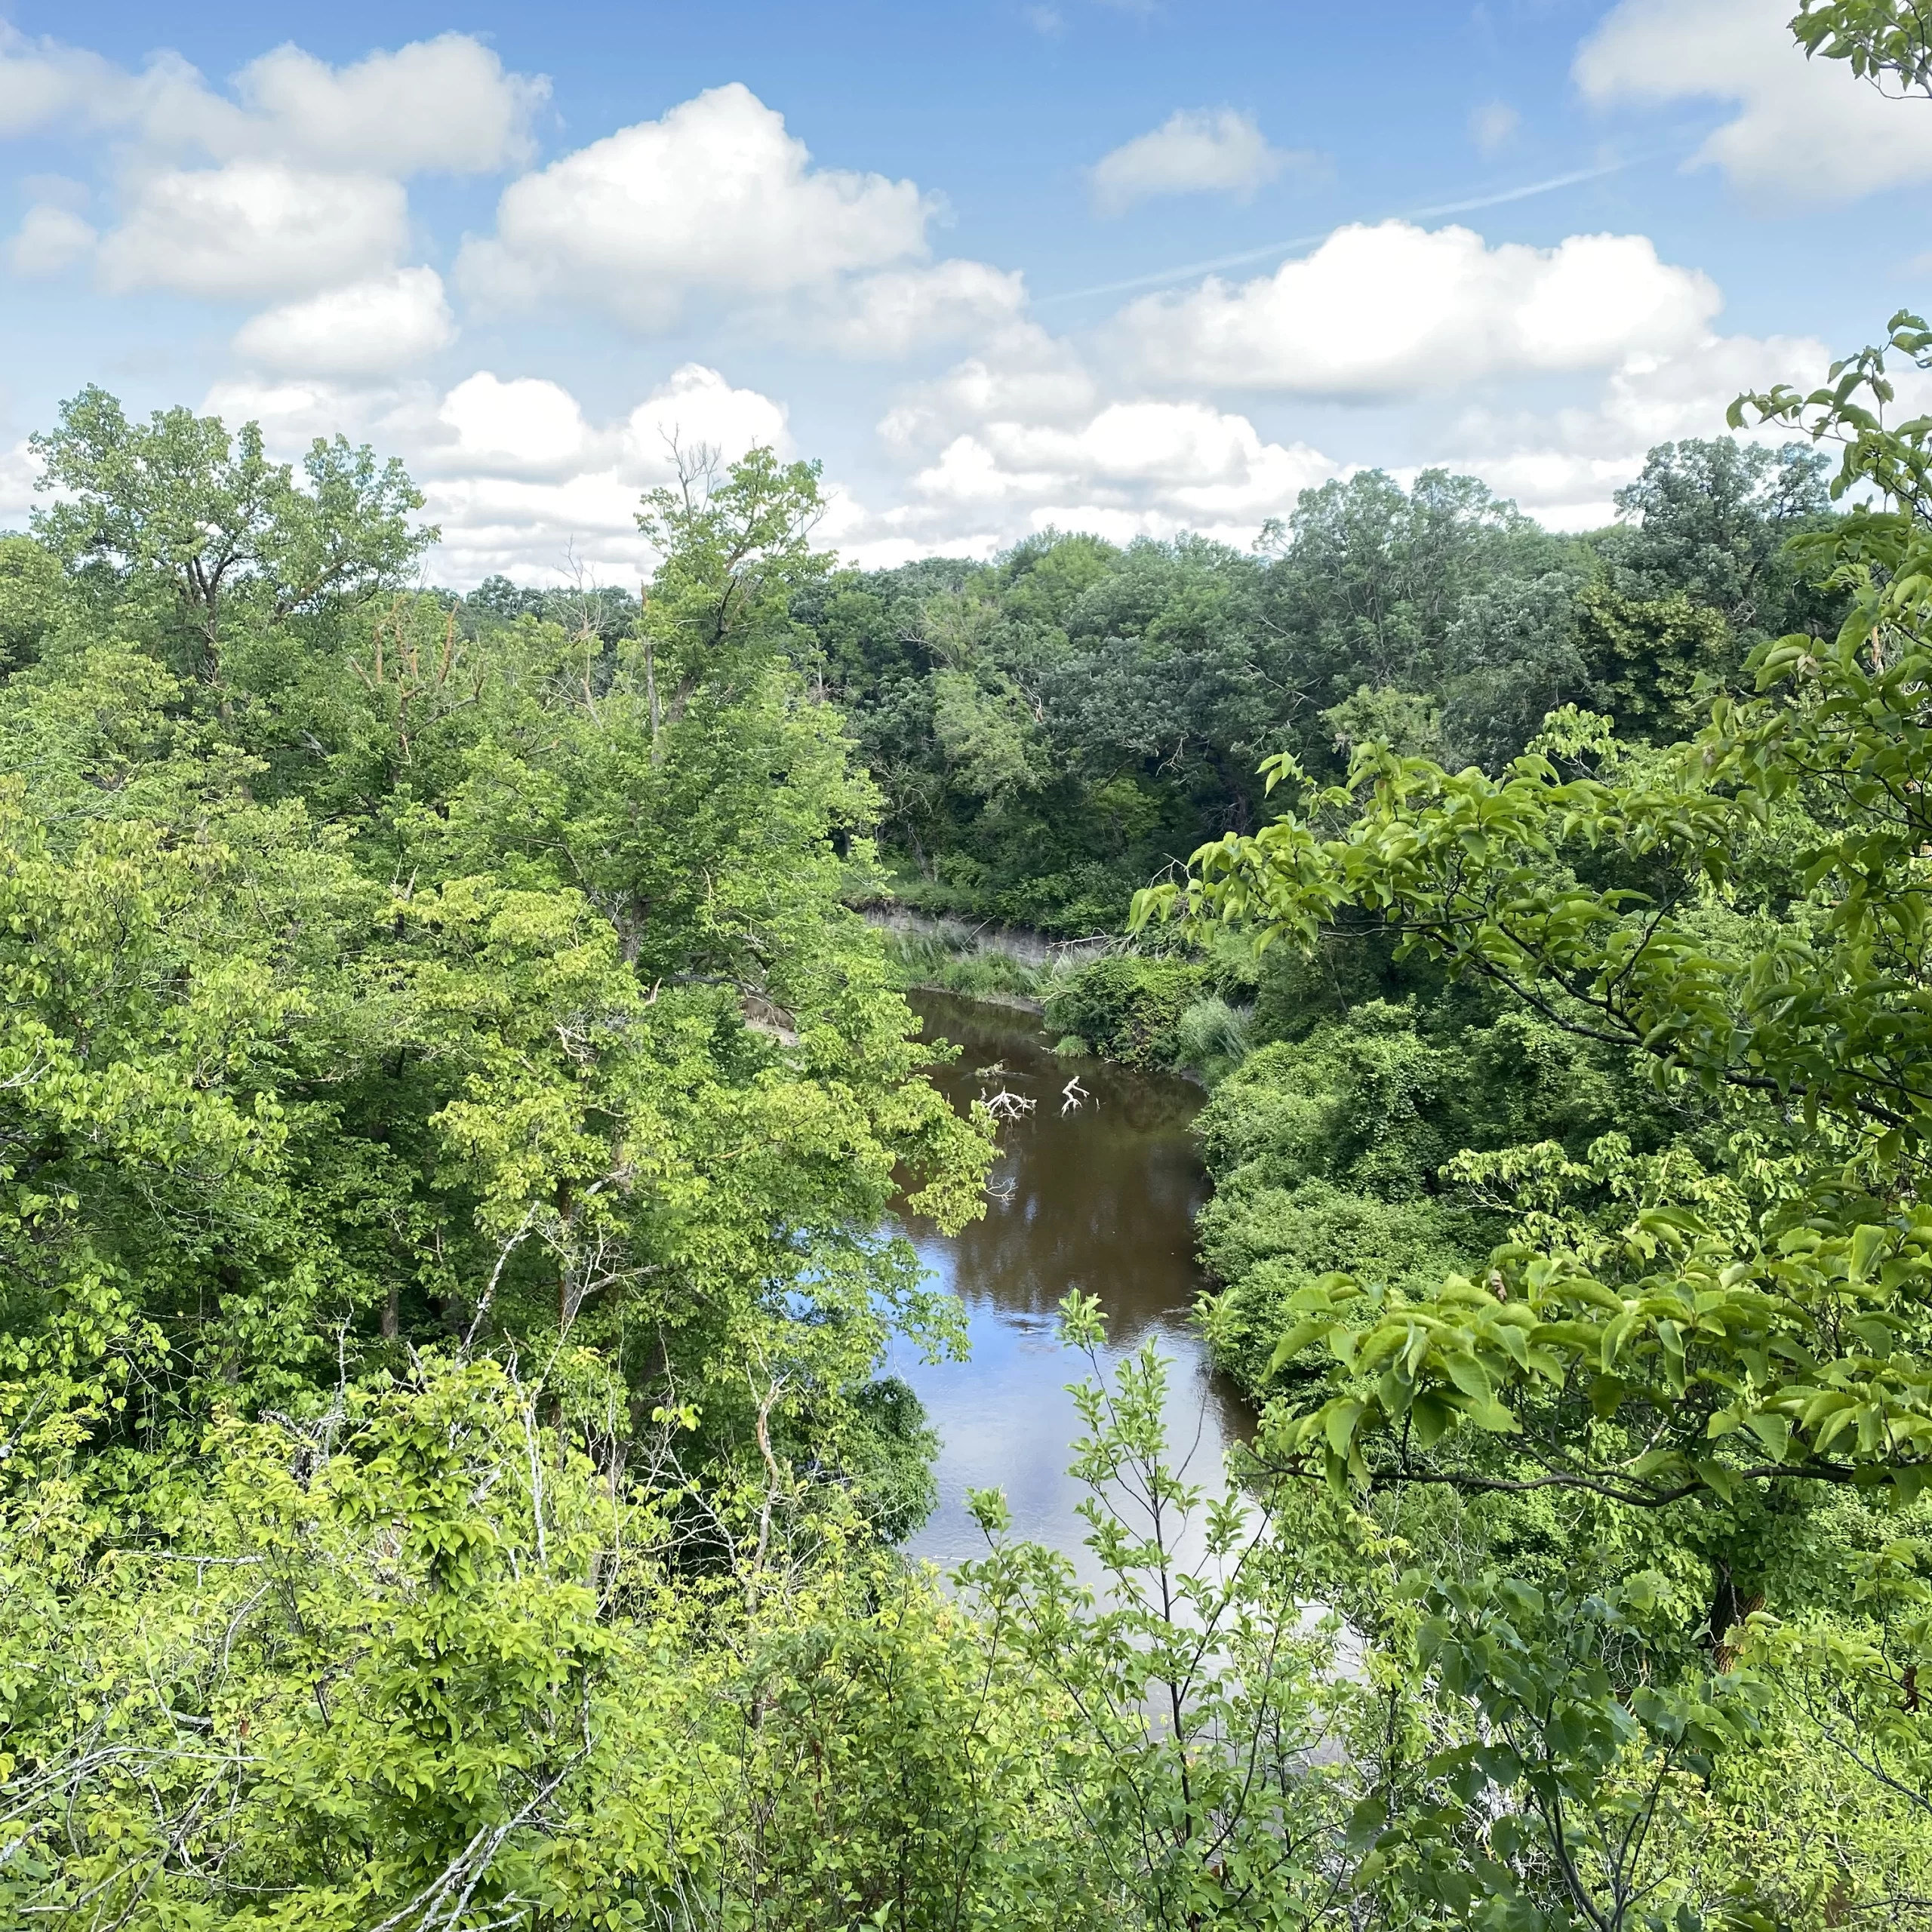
<box><xmin>888</xmin><ymin>992</ymin><xmax>1251</xmax><ymax>1581</ymax></box>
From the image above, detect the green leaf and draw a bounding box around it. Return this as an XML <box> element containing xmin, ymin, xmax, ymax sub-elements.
<box><xmin>1324</xmin><ymin>1398</ymin><xmax>1367</xmax><ymax>1456</ymax></box>
<box><xmin>1740</xmin><ymin>1412</ymin><xmax>1791</xmax><ymax>1463</ymax></box>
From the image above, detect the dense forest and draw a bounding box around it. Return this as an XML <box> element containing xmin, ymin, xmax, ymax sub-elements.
<box><xmin>4</xmin><ymin>8</ymin><xmax>1932</xmax><ymax>1927</ymax></box>
<box><xmin>777</xmin><ymin>440</ymin><xmax>1837</xmax><ymax>937</ymax></box>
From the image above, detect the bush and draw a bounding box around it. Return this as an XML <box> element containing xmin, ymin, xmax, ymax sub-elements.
<box><xmin>1196</xmin><ymin>1176</ymin><xmax>1482</xmax><ymax>1389</ymax></box>
<box><xmin>1042</xmin><ymin>955</ymin><xmax>1208</xmax><ymax>1069</ymax></box>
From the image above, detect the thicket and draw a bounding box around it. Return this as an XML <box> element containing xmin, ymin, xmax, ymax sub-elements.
<box><xmin>1133</xmin><ymin>277</ymin><xmax>1932</xmax><ymax>1925</ymax></box>
<box><xmin>789</xmin><ymin>438</ymin><xmax>1841</xmax><ymax>938</ymax></box>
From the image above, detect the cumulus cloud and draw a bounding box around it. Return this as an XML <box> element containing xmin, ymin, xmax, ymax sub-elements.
<box><xmin>232</xmin><ymin>267</ymin><xmax>455</xmax><ymax>377</ymax></box>
<box><xmin>878</xmin><ymin>321</ymin><xmax>1101</xmax><ymax>452</ymax></box>
<box><xmin>1117</xmin><ymin>220</ymin><xmax>1720</xmax><ymax>395</ymax></box>
<box><xmin>0</xmin><ymin>29</ymin><xmax>543</xmax><ymax>306</ymax></box>
<box><xmin>1439</xmin><ymin>331</ymin><xmax>1833</xmax><ymax>528</ymax></box>
<box><xmin>11</xmin><ymin>203</ymin><xmax>97</xmax><ymax>275</ymax></box>
<box><xmin>229</xmin><ymin>36</ymin><xmax>547</xmax><ymax>175</ymax></box>
<box><xmin>97</xmin><ymin>162</ymin><xmax>407</xmax><ymax>298</ymax></box>
<box><xmin>861</xmin><ymin>324</ymin><xmax>1336</xmax><ymax>554</ymax></box>
<box><xmin>1088</xmin><ymin>107</ymin><xmax>1311</xmax><ymax>215</ymax></box>
<box><xmin>0</xmin><ymin>25</ymin><xmax>543</xmax><ymax>174</ymax></box>
<box><xmin>816</xmin><ymin>260</ymin><xmax>1028</xmax><ymax>358</ymax></box>
<box><xmin>429</xmin><ymin>368</ymin><xmax>792</xmax><ymax>583</ymax></box>
<box><xmin>930</xmin><ymin>402</ymin><xmax>1329</xmax><ymax>520</ymax></box>
<box><xmin>204</xmin><ymin>362</ymin><xmax>794</xmax><ymax>586</ymax></box>
<box><xmin>0</xmin><ymin>26</ymin><xmax>154</xmax><ymax>139</ymax></box>
<box><xmin>1576</xmin><ymin>0</ymin><xmax>1932</xmax><ymax>205</ymax></box>
<box><xmin>872</xmin><ymin>400</ymin><xmax>1336</xmax><ymax>555</ymax></box>
<box><xmin>457</xmin><ymin>83</ymin><xmax>932</xmax><ymax>331</ymax></box>
<box><xmin>620</xmin><ymin>363</ymin><xmax>793</xmax><ymax>474</ymax></box>
<box><xmin>436</xmin><ymin>372</ymin><xmax>595</xmax><ymax>478</ymax></box>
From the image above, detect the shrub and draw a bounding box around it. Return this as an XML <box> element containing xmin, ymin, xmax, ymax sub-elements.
<box><xmin>1042</xmin><ymin>955</ymin><xmax>1208</xmax><ymax>1069</ymax></box>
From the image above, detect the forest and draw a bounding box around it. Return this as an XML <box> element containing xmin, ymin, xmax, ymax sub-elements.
<box><xmin>4</xmin><ymin>6</ymin><xmax>1932</xmax><ymax>1928</ymax></box>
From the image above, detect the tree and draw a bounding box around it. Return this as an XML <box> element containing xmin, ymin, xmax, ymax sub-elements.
<box><xmin>635</xmin><ymin>442</ymin><xmax>833</xmax><ymax>746</ymax></box>
<box><xmin>1572</xmin><ymin>583</ymin><xmax>1732</xmax><ymax>741</ymax></box>
<box><xmin>1596</xmin><ymin>438</ymin><xmax>1838</xmax><ymax>645</ymax></box>
<box><xmin>1137</xmin><ymin>355</ymin><xmax>1932</xmax><ymax>1509</ymax></box>
<box><xmin>961</xmin><ymin>1294</ymin><xmax>1369</xmax><ymax>1930</ymax></box>
<box><xmin>30</xmin><ymin>386</ymin><xmax>432</xmax><ymax>685</ymax></box>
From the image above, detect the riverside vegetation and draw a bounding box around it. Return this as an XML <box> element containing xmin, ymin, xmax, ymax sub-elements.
<box><xmin>7</xmin><ymin>7</ymin><xmax>1932</xmax><ymax>1925</ymax></box>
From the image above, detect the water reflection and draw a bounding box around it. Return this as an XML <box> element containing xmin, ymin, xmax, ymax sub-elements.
<box><xmin>889</xmin><ymin>992</ymin><xmax>1251</xmax><ymax>1583</ymax></box>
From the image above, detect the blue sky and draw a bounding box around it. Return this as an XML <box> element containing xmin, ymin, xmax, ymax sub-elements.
<box><xmin>1</xmin><ymin>0</ymin><xmax>1924</xmax><ymax>581</ymax></box>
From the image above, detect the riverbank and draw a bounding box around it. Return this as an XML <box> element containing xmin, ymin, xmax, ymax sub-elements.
<box><xmin>864</xmin><ymin>905</ymin><xmax>1114</xmax><ymax>1011</ymax></box>
<box><xmin>866</xmin><ymin>903</ymin><xmax>1255</xmax><ymax>1079</ymax></box>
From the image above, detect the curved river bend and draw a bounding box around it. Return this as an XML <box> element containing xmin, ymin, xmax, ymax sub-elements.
<box><xmin>889</xmin><ymin>992</ymin><xmax>1250</xmax><ymax>1581</ymax></box>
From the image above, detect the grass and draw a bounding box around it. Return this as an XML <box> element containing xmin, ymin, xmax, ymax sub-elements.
<box><xmin>876</xmin><ymin>927</ymin><xmax>1095</xmax><ymax>1010</ymax></box>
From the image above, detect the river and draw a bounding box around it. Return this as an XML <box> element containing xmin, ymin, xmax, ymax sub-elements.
<box><xmin>888</xmin><ymin>991</ymin><xmax>1251</xmax><ymax>1583</ymax></box>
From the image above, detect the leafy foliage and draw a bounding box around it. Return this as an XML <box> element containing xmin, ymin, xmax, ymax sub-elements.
<box><xmin>798</xmin><ymin>451</ymin><xmax>1840</xmax><ymax>936</ymax></box>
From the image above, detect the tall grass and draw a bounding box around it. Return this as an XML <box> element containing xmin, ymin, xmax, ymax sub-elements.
<box><xmin>880</xmin><ymin>930</ymin><xmax>1047</xmax><ymax>1002</ymax></box>
<box><xmin>1173</xmin><ymin>995</ymin><xmax>1254</xmax><ymax>1080</ymax></box>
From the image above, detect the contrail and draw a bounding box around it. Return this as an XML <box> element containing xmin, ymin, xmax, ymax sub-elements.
<box><xmin>1035</xmin><ymin>233</ymin><xmax>1337</xmax><ymax>304</ymax></box>
<box><xmin>1406</xmin><ymin>157</ymin><xmax>1640</xmax><ymax>220</ymax></box>
<box><xmin>1036</xmin><ymin>152</ymin><xmax>1664</xmax><ymax>308</ymax></box>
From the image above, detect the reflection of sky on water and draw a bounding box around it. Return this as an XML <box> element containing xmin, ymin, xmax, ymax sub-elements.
<box><xmin>889</xmin><ymin>994</ymin><xmax>1251</xmax><ymax>1589</ymax></box>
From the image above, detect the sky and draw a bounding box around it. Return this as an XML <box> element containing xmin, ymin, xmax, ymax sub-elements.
<box><xmin>0</xmin><ymin>0</ymin><xmax>1925</xmax><ymax>586</ymax></box>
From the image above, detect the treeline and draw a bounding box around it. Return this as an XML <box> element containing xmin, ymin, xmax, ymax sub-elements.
<box><xmin>755</xmin><ymin>440</ymin><xmax>1843</xmax><ymax>935</ymax></box>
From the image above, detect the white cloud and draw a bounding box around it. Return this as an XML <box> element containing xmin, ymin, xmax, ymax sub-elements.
<box><xmin>619</xmin><ymin>363</ymin><xmax>792</xmax><ymax>474</ymax></box>
<box><xmin>1470</xmin><ymin>100</ymin><xmax>1519</xmax><ymax>154</ymax></box>
<box><xmin>0</xmin><ymin>26</ymin><xmax>146</xmax><ymax>138</ymax></box>
<box><xmin>437</xmin><ymin>372</ymin><xmax>595</xmax><ymax>478</ymax></box>
<box><xmin>875</xmin><ymin>398</ymin><xmax>1337</xmax><ymax>553</ymax></box>
<box><xmin>0</xmin><ymin>25</ymin><xmax>543</xmax><ymax>174</ymax></box>
<box><xmin>1576</xmin><ymin>0</ymin><xmax>1932</xmax><ymax>205</ymax></box>
<box><xmin>11</xmin><ymin>203</ymin><xmax>97</xmax><ymax>275</ymax></box>
<box><xmin>1089</xmin><ymin>107</ymin><xmax>1309</xmax><ymax>215</ymax></box>
<box><xmin>862</xmin><ymin>323</ymin><xmax>1337</xmax><ymax>553</ymax></box>
<box><xmin>879</xmin><ymin>321</ymin><xmax>1100</xmax><ymax>452</ymax></box>
<box><xmin>1441</xmin><ymin>330</ymin><xmax>1834</xmax><ymax>528</ymax></box>
<box><xmin>203</xmin><ymin>362</ymin><xmax>795</xmax><ymax>586</ymax></box>
<box><xmin>457</xmin><ymin>82</ymin><xmax>932</xmax><ymax>330</ymax></box>
<box><xmin>232</xmin><ymin>267</ymin><xmax>455</xmax><ymax>377</ymax></box>
<box><xmin>0</xmin><ymin>29</ymin><xmax>541</xmax><ymax>306</ymax></box>
<box><xmin>199</xmin><ymin>297</ymin><xmax>1836</xmax><ymax>578</ymax></box>
<box><xmin>229</xmin><ymin>35</ymin><xmax>546</xmax><ymax>174</ymax></box>
<box><xmin>817</xmin><ymin>260</ymin><xmax>1028</xmax><ymax>358</ymax></box>
<box><xmin>97</xmin><ymin>161</ymin><xmax>406</xmax><ymax>298</ymax></box>
<box><xmin>0</xmin><ymin>438</ymin><xmax>40</xmax><ymax>531</ymax></box>
<box><xmin>1117</xmin><ymin>220</ymin><xmax>1720</xmax><ymax>395</ymax></box>
<box><xmin>425</xmin><ymin>368</ymin><xmax>792</xmax><ymax>583</ymax></box>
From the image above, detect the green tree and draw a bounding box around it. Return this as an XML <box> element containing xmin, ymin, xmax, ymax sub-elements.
<box><xmin>1596</xmin><ymin>438</ymin><xmax>1836</xmax><ymax>641</ymax></box>
<box><xmin>961</xmin><ymin>1294</ymin><xmax>1369</xmax><ymax>1930</ymax></box>
<box><xmin>1792</xmin><ymin>0</ymin><xmax>1932</xmax><ymax>94</ymax></box>
<box><xmin>30</xmin><ymin>386</ymin><xmax>432</xmax><ymax>687</ymax></box>
<box><xmin>1135</xmin><ymin>312</ymin><xmax>1932</xmax><ymax>1921</ymax></box>
<box><xmin>1572</xmin><ymin>582</ymin><xmax>1732</xmax><ymax>741</ymax></box>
